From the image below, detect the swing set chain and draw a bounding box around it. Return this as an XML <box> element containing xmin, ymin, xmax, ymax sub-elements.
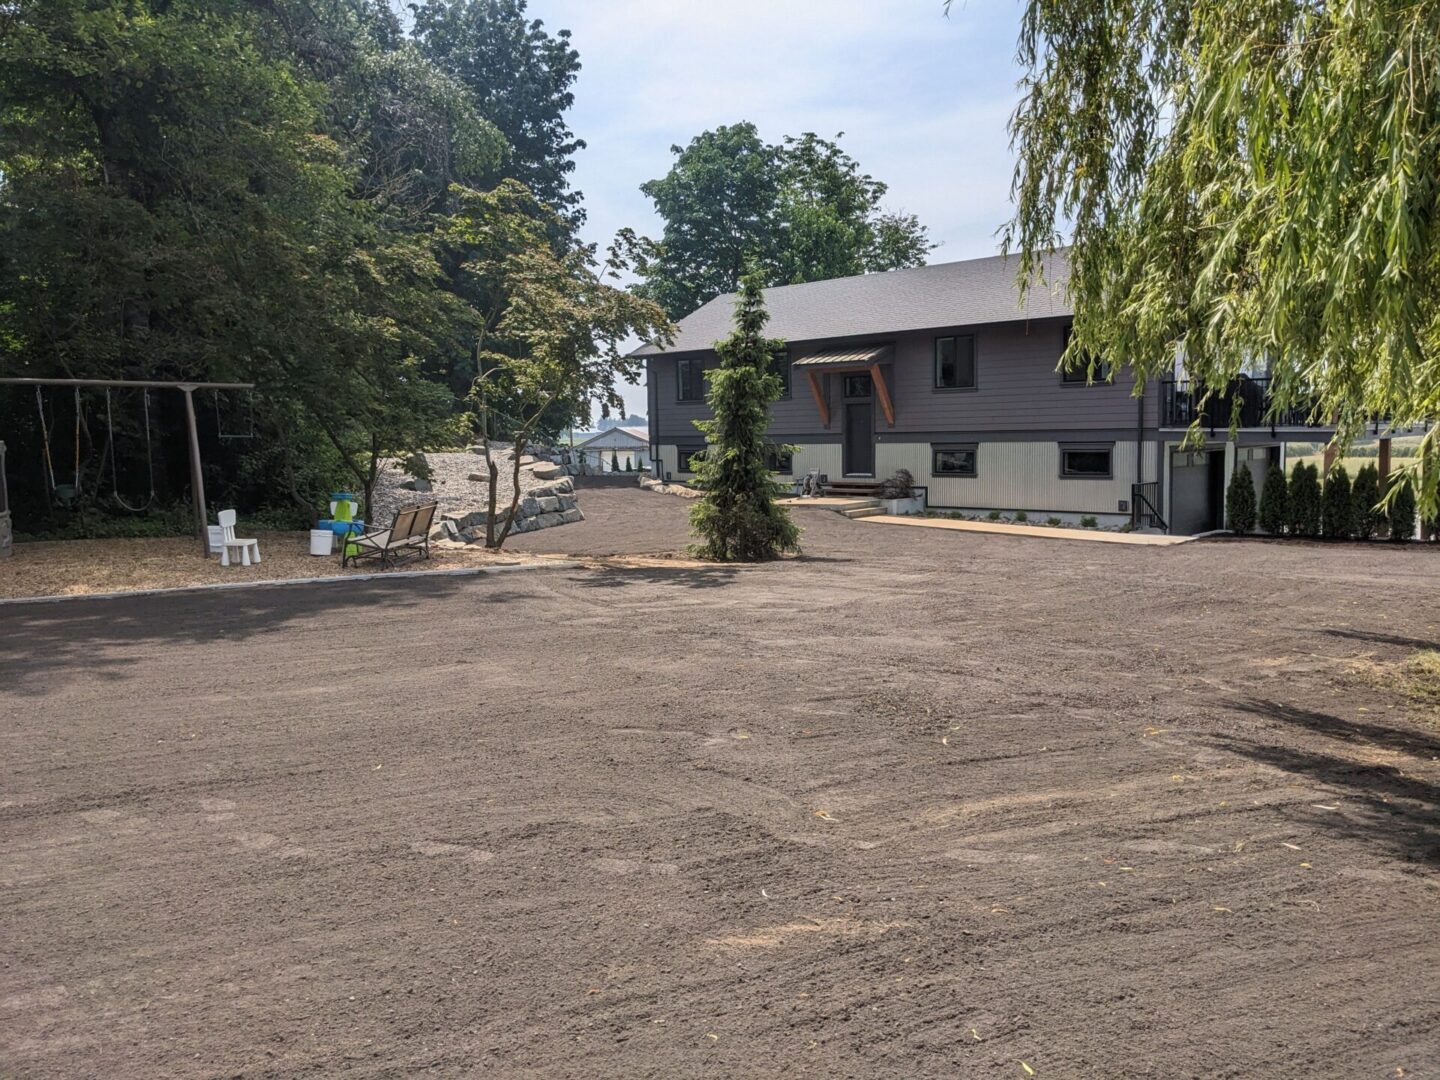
<box><xmin>107</xmin><ymin>386</ymin><xmax>157</xmax><ymax>512</ymax></box>
<box><xmin>34</xmin><ymin>385</ymin><xmax>81</xmax><ymax>499</ymax></box>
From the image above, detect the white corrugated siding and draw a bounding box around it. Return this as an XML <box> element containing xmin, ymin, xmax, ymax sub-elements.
<box><xmin>658</xmin><ymin>442</ymin><xmax>843</xmax><ymax>481</ymax></box>
<box><xmin>876</xmin><ymin>441</ymin><xmax>1137</xmax><ymax>515</ymax></box>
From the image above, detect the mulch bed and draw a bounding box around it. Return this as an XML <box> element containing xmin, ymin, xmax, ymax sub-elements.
<box><xmin>0</xmin><ymin>532</ymin><xmax>540</xmax><ymax>600</ymax></box>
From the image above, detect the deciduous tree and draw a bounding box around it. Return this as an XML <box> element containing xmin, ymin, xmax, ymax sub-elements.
<box><xmin>996</xmin><ymin>0</ymin><xmax>1440</xmax><ymax>511</ymax></box>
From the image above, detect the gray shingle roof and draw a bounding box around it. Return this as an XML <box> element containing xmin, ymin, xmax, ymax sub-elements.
<box><xmin>632</xmin><ymin>250</ymin><xmax>1071</xmax><ymax>357</ymax></box>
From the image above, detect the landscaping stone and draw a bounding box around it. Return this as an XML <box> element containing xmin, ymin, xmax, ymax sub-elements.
<box><xmin>371</xmin><ymin>448</ymin><xmax>587</xmax><ymax>545</ymax></box>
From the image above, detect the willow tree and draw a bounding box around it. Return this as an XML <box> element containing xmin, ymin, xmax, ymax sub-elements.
<box><xmin>993</xmin><ymin>0</ymin><xmax>1440</xmax><ymax>510</ymax></box>
<box><xmin>689</xmin><ymin>272</ymin><xmax>800</xmax><ymax>561</ymax></box>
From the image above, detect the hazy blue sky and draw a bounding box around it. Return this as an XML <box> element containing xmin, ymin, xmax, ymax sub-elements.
<box><xmin>405</xmin><ymin>1</ymin><xmax>1028</xmax><ymax>416</ymax></box>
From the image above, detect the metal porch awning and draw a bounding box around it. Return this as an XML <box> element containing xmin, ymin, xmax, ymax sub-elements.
<box><xmin>792</xmin><ymin>345</ymin><xmax>895</xmax><ymax>428</ymax></box>
<box><xmin>792</xmin><ymin>344</ymin><xmax>893</xmax><ymax>369</ymax></box>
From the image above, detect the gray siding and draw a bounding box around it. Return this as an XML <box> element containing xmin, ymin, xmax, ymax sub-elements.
<box><xmin>651</xmin><ymin>317</ymin><xmax>1160</xmax><ymax>443</ymax></box>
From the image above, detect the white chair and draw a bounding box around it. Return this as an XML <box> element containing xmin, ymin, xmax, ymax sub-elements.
<box><xmin>216</xmin><ymin>509</ymin><xmax>261</xmax><ymax>567</ymax></box>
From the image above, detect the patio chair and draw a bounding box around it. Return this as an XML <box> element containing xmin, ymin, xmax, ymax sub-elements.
<box><xmin>342</xmin><ymin>502</ymin><xmax>437</xmax><ymax>569</ymax></box>
<box><xmin>216</xmin><ymin>509</ymin><xmax>261</xmax><ymax>567</ymax></box>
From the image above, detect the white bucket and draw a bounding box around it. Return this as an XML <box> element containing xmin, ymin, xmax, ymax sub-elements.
<box><xmin>309</xmin><ymin>529</ymin><xmax>334</xmax><ymax>556</ymax></box>
<box><xmin>207</xmin><ymin>525</ymin><xmax>224</xmax><ymax>556</ymax></box>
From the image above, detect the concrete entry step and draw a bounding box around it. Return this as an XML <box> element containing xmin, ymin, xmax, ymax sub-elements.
<box><xmin>777</xmin><ymin>496</ymin><xmax>883</xmax><ymax>515</ymax></box>
<box><xmin>841</xmin><ymin>506</ymin><xmax>884</xmax><ymax>519</ymax></box>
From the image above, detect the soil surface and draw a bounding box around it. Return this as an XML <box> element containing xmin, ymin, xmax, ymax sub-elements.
<box><xmin>3</xmin><ymin>489</ymin><xmax>1439</xmax><ymax>1079</ymax></box>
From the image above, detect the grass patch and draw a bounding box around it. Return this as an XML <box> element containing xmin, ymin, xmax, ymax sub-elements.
<box><xmin>1401</xmin><ymin>650</ymin><xmax>1440</xmax><ymax>706</ymax></box>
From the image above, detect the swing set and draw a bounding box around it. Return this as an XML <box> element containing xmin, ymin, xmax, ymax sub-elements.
<box><xmin>0</xmin><ymin>377</ymin><xmax>255</xmax><ymax>556</ymax></box>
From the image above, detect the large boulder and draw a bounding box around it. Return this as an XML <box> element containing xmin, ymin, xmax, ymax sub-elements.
<box><xmin>560</xmin><ymin>508</ymin><xmax>584</xmax><ymax>524</ymax></box>
<box><xmin>537</xmin><ymin>496</ymin><xmax>561</xmax><ymax>513</ymax></box>
<box><xmin>530</xmin><ymin>462</ymin><xmax>563</xmax><ymax>480</ymax></box>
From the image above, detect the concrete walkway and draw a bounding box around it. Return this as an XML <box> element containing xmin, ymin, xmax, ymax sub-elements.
<box><xmin>858</xmin><ymin>514</ymin><xmax>1194</xmax><ymax>546</ymax></box>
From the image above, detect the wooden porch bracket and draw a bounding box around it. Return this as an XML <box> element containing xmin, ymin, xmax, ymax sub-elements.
<box><xmin>806</xmin><ymin>370</ymin><xmax>830</xmax><ymax>428</ymax></box>
<box><xmin>869</xmin><ymin>363</ymin><xmax>895</xmax><ymax>426</ymax></box>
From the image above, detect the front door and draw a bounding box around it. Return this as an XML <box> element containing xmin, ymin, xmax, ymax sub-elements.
<box><xmin>842</xmin><ymin>373</ymin><xmax>874</xmax><ymax>476</ymax></box>
<box><xmin>844</xmin><ymin>404</ymin><xmax>874</xmax><ymax>475</ymax></box>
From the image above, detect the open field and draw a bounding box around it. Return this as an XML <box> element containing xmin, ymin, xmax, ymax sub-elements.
<box><xmin>3</xmin><ymin>489</ymin><xmax>1438</xmax><ymax>1078</ymax></box>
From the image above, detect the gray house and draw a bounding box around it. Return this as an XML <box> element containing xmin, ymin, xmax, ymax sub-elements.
<box><xmin>636</xmin><ymin>252</ymin><xmax>1345</xmax><ymax>533</ymax></box>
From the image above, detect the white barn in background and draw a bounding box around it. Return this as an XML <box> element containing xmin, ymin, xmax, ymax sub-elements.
<box><xmin>575</xmin><ymin>426</ymin><xmax>650</xmax><ymax>472</ymax></box>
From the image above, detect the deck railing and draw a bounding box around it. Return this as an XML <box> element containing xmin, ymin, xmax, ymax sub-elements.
<box><xmin>1161</xmin><ymin>377</ymin><xmax>1320</xmax><ymax>431</ymax></box>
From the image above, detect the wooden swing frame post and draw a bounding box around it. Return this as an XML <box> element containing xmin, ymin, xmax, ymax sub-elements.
<box><xmin>0</xmin><ymin>377</ymin><xmax>254</xmax><ymax>557</ymax></box>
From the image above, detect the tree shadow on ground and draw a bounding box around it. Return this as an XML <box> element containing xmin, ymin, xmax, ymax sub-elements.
<box><xmin>567</xmin><ymin>566</ymin><xmax>743</xmax><ymax>591</ymax></box>
<box><xmin>1214</xmin><ymin>698</ymin><xmax>1440</xmax><ymax>865</ymax></box>
<box><xmin>0</xmin><ymin>575</ymin><xmax>525</xmax><ymax>695</ymax></box>
<box><xmin>1322</xmin><ymin>628</ymin><xmax>1440</xmax><ymax>652</ymax></box>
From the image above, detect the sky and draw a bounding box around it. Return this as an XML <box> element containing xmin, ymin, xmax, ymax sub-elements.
<box><xmin>411</xmin><ymin>1</ymin><xmax>1030</xmax><ymax>418</ymax></box>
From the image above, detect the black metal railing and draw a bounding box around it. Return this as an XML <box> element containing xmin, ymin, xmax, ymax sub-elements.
<box><xmin>1161</xmin><ymin>377</ymin><xmax>1321</xmax><ymax>431</ymax></box>
<box><xmin>1131</xmin><ymin>481</ymin><xmax>1166</xmax><ymax>532</ymax></box>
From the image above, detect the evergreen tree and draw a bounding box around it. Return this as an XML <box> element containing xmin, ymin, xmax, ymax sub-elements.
<box><xmin>1351</xmin><ymin>463</ymin><xmax>1382</xmax><ymax>540</ymax></box>
<box><xmin>689</xmin><ymin>271</ymin><xmax>801</xmax><ymax>561</ymax></box>
<box><xmin>1259</xmin><ymin>463</ymin><xmax>1288</xmax><ymax>535</ymax></box>
<box><xmin>1288</xmin><ymin>462</ymin><xmax>1322</xmax><ymax>537</ymax></box>
<box><xmin>1389</xmin><ymin>476</ymin><xmax>1417</xmax><ymax>543</ymax></box>
<box><xmin>1225</xmin><ymin>466</ymin><xmax>1257</xmax><ymax>534</ymax></box>
<box><xmin>610</xmin><ymin>449</ymin><xmax>620</xmax><ymax>473</ymax></box>
<box><xmin>1321</xmin><ymin>465</ymin><xmax>1355</xmax><ymax>539</ymax></box>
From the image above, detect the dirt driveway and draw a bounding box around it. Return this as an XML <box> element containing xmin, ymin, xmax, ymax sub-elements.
<box><xmin>3</xmin><ymin>489</ymin><xmax>1438</xmax><ymax>1078</ymax></box>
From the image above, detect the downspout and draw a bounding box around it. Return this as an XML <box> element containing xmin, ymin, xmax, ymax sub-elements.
<box><xmin>647</xmin><ymin>359</ymin><xmax>658</xmax><ymax>478</ymax></box>
<box><xmin>1136</xmin><ymin>378</ymin><xmax>1146</xmax><ymax>524</ymax></box>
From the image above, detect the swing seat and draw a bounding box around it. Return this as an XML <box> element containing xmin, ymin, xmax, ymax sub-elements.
<box><xmin>215</xmin><ymin>509</ymin><xmax>261</xmax><ymax>567</ymax></box>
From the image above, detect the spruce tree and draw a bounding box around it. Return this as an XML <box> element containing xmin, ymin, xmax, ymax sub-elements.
<box><xmin>1225</xmin><ymin>466</ymin><xmax>1257</xmax><ymax>534</ymax></box>
<box><xmin>1321</xmin><ymin>465</ymin><xmax>1355</xmax><ymax>539</ymax></box>
<box><xmin>1351</xmin><ymin>463</ymin><xmax>1381</xmax><ymax>540</ymax></box>
<box><xmin>1389</xmin><ymin>476</ymin><xmax>1417</xmax><ymax>542</ymax></box>
<box><xmin>689</xmin><ymin>270</ymin><xmax>801</xmax><ymax>561</ymax></box>
<box><xmin>610</xmin><ymin>449</ymin><xmax>621</xmax><ymax>473</ymax></box>
<box><xmin>1259</xmin><ymin>463</ymin><xmax>1288</xmax><ymax>535</ymax></box>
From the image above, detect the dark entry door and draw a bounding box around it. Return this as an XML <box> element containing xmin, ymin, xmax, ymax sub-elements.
<box><xmin>1170</xmin><ymin>448</ymin><xmax>1223</xmax><ymax>533</ymax></box>
<box><xmin>843</xmin><ymin>402</ymin><xmax>874</xmax><ymax>475</ymax></box>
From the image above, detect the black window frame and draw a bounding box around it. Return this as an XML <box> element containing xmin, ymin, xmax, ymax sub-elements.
<box><xmin>933</xmin><ymin>334</ymin><xmax>978</xmax><ymax>391</ymax></box>
<box><xmin>931</xmin><ymin>442</ymin><xmax>979</xmax><ymax>478</ymax></box>
<box><xmin>676</xmin><ymin>445</ymin><xmax>706</xmax><ymax>473</ymax></box>
<box><xmin>1059</xmin><ymin>324</ymin><xmax>1112</xmax><ymax>385</ymax></box>
<box><xmin>1059</xmin><ymin>443</ymin><xmax>1114</xmax><ymax>479</ymax></box>
<box><xmin>764</xmin><ymin>444</ymin><xmax>794</xmax><ymax>474</ymax></box>
<box><xmin>769</xmin><ymin>348</ymin><xmax>791</xmax><ymax>399</ymax></box>
<box><xmin>675</xmin><ymin>357</ymin><xmax>704</xmax><ymax>402</ymax></box>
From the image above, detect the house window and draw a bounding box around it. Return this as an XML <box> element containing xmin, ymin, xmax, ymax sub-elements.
<box><xmin>1060</xmin><ymin>325</ymin><xmax>1111</xmax><ymax>383</ymax></box>
<box><xmin>769</xmin><ymin>349</ymin><xmax>790</xmax><ymax>398</ymax></box>
<box><xmin>932</xmin><ymin>443</ymin><xmax>978</xmax><ymax>477</ymax></box>
<box><xmin>676</xmin><ymin>358</ymin><xmax>704</xmax><ymax>401</ymax></box>
<box><xmin>677</xmin><ymin>446</ymin><xmax>705</xmax><ymax>472</ymax></box>
<box><xmin>842</xmin><ymin>373</ymin><xmax>872</xmax><ymax>398</ymax></box>
<box><xmin>764</xmin><ymin>445</ymin><xmax>794</xmax><ymax>474</ymax></box>
<box><xmin>1060</xmin><ymin>444</ymin><xmax>1113</xmax><ymax>478</ymax></box>
<box><xmin>934</xmin><ymin>335</ymin><xmax>977</xmax><ymax>390</ymax></box>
